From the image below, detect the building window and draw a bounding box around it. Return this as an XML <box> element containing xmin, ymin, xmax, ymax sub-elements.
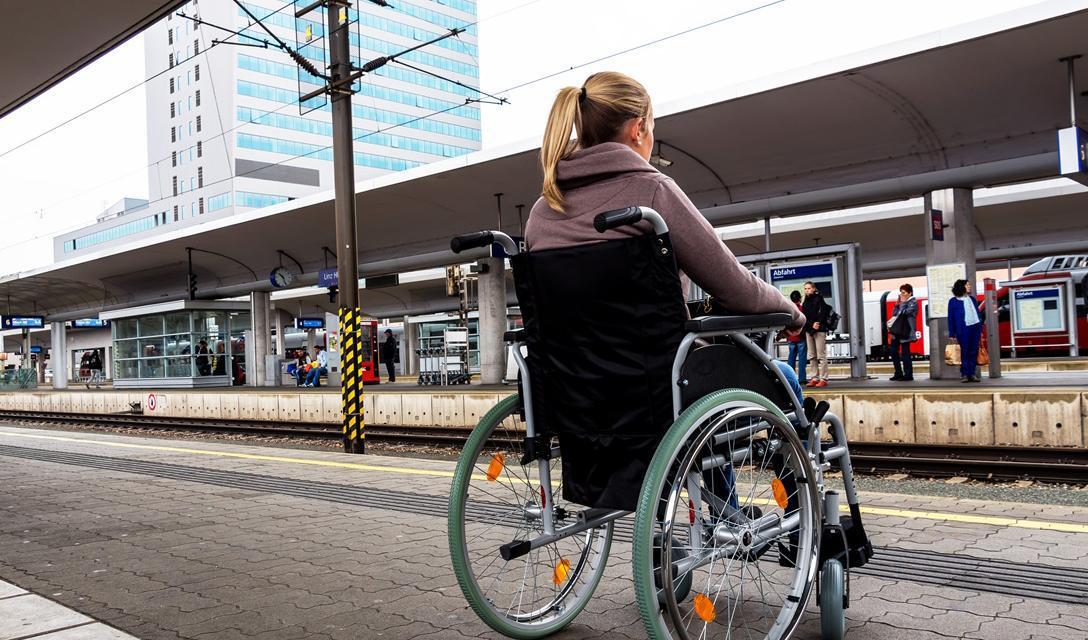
<box><xmin>188</xmin><ymin>96</ymin><xmax>192</xmax><ymax>111</ymax></box>
<box><xmin>199</xmin><ymin>197</ymin><xmax>205</xmax><ymax>214</ymax></box>
<box><xmin>170</xmin><ymin>102</ymin><xmax>175</xmax><ymax>118</ymax></box>
<box><xmin>168</xmin><ymin>28</ymin><xmax>173</xmax><ymax>45</ymax></box>
<box><xmin>187</xmin><ymin>70</ymin><xmax>191</xmax><ymax>86</ymax></box>
<box><xmin>196</xmin><ymin>141</ymin><xmax>202</xmax><ymax>158</ymax></box>
<box><xmin>169</xmin><ymin>77</ymin><xmax>175</xmax><ymax>94</ymax></box>
<box><xmin>197</xmin><ymin>166</ymin><xmax>203</xmax><ymax>188</ymax></box>
<box><xmin>171</xmin><ymin>151</ymin><xmax>177</xmax><ymax>167</ymax></box>
<box><xmin>169</xmin><ymin>53</ymin><xmax>175</xmax><ymax>68</ymax></box>
<box><xmin>186</xmin><ymin>45</ymin><xmax>191</xmax><ymax>59</ymax></box>
<box><xmin>195</xmin><ymin>90</ymin><xmax>200</xmax><ymax>107</ymax></box>
<box><xmin>172</xmin><ymin>176</ymin><xmax>178</xmax><ymax>196</ymax></box>
<box><xmin>194</xmin><ymin>39</ymin><xmax>200</xmax><ymax>55</ymax></box>
<box><xmin>194</xmin><ymin>64</ymin><xmax>200</xmax><ymax>81</ymax></box>
<box><xmin>190</xmin><ymin>177</ymin><xmax>195</xmax><ymax>191</ymax></box>
<box><xmin>191</xmin><ymin>202</ymin><xmax>196</xmax><ymax>217</ymax></box>
<box><xmin>170</xmin><ymin>126</ymin><xmax>176</xmax><ymax>143</ymax></box>
<box><xmin>173</xmin><ymin>205</ymin><xmax>179</xmax><ymax>221</ymax></box>
<box><xmin>196</xmin><ymin>116</ymin><xmax>202</xmax><ymax>133</ymax></box>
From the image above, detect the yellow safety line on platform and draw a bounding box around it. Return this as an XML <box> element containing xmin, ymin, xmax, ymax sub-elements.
<box><xmin>2</xmin><ymin>429</ymin><xmax>1086</xmax><ymax>534</ymax></box>
<box><xmin>0</xmin><ymin>430</ymin><xmax>454</xmax><ymax>478</ymax></box>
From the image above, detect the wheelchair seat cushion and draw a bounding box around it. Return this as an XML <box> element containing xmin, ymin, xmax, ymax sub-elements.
<box><xmin>511</xmin><ymin>233</ymin><xmax>687</xmax><ymax>511</ymax></box>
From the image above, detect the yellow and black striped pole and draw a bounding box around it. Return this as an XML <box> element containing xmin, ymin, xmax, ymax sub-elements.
<box><xmin>339</xmin><ymin>307</ymin><xmax>364</xmax><ymax>454</ymax></box>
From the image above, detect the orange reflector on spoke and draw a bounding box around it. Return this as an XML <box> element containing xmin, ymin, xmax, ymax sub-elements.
<box><xmin>693</xmin><ymin>592</ymin><xmax>716</xmax><ymax>623</ymax></box>
<box><xmin>486</xmin><ymin>453</ymin><xmax>505</xmax><ymax>482</ymax></box>
<box><xmin>553</xmin><ymin>558</ymin><xmax>571</xmax><ymax>584</ymax></box>
<box><xmin>771</xmin><ymin>477</ymin><xmax>789</xmax><ymax>509</ymax></box>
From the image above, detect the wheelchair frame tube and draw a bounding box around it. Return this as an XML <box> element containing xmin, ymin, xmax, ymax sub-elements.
<box><xmin>510</xmin><ymin>340</ymin><xmax>560</xmax><ymax>536</ymax></box>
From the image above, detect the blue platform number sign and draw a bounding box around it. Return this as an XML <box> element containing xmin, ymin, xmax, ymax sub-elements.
<box><xmin>318</xmin><ymin>267</ymin><xmax>338</xmax><ymax>287</ymax></box>
<box><xmin>296</xmin><ymin>317</ymin><xmax>326</xmax><ymax>329</ymax></box>
<box><xmin>30</xmin><ymin>345</ymin><xmax>42</xmax><ymax>354</ymax></box>
<box><xmin>2</xmin><ymin>315</ymin><xmax>44</xmax><ymax>329</ymax></box>
<box><xmin>71</xmin><ymin>319</ymin><xmax>109</xmax><ymax>328</ymax></box>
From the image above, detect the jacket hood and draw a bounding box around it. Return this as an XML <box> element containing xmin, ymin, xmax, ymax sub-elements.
<box><xmin>557</xmin><ymin>142</ymin><xmax>658</xmax><ymax>186</ymax></box>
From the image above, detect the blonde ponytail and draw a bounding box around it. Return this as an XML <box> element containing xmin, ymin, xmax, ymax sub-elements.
<box><xmin>539</xmin><ymin>72</ymin><xmax>652</xmax><ymax>213</ymax></box>
<box><xmin>540</xmin><ymin>87</ymin><xmax>581</xmax><ymax>212</ymax></box>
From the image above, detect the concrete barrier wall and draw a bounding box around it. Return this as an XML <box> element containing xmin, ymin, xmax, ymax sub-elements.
<box><xmin>0</xmin><ymin>388</ymin><xmax>1084</xmax><ymax>448</ymax></box>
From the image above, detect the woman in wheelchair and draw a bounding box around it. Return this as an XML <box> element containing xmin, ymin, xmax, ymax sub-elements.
<box><xmin>447</xmin><ymin>72</ymin><xmax>872</xmax><ymax>640</ymax></box>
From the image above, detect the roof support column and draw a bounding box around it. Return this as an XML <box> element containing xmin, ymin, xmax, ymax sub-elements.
<box><xmin>924</xmin><ymin>188</ymin><xmax>976</xmax><ymax>380</ymax></box>
<box><xmin>476</xmin><ymin>257</ymin><xmax>506</xmax><ymax>385</ymax></box>
<box><xmin>250</xmin><ymin>291</ymin><xmax>271</xmax><ymax>386</ymax></box>
<box><xmin>403</xmin><ymin>315</ymin><xmax>418</xmax><ymax>378</ymax></box>
<box><xmin>50</xmin><ymin>322</ymin><xmax>67</xmax><ymax>389</ymax></box>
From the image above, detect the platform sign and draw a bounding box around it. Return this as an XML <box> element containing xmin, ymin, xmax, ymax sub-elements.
<box><xmin>769</xmin><ymin>261</ymin><xmax>840</xmax><ymax>312</ymax></box>
<box><xmin>2</xmin><ymin>315</ymin><xmax>44</xmax><ymax>329</ymax></box>
<box><xmin>318</xmin><ymin>267</ymin><xmax>338</xmax><ymax>287</ymax></box>
<box><xmin>296</xmin><ymin>317</ymin><xmax>326</xmax><ymax>330</ymax></box>
<box><xmin>924</xmin><ymin>262</ymin><xmax>966</xmax><ymax>320</ymax></box>
<box><xmin>71</xmin><ymin>319</ymin><xmax>109</xmax><ymax>328</ymax></box>
<box><xmin>29</xmin><ymin>345</ymin><xmax>42</xmax><ymax>354</ymax></box>
<box><xmin>1058</xmin><ymin>126</ymin><xmax>1088</xmax><ymax>186</ymax></box>
<box><xmin>1013</xmin><ymin>287</ymin><xmax>1065</xmax><ymax>332</ymax></box>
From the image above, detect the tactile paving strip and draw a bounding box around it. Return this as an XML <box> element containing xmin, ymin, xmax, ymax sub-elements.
<box><xmin>1</xmin><ymin>443</ymin><xmax>1085</xmax><ymax>605</ymax></box>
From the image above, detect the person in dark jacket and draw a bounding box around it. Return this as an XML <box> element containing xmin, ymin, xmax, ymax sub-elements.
<box><xmin>948</xmin><ymin>279</ymin><xmax>983</xmax><ymax>382</ymax></box>
<box><xmin>888</xmin><ymin>284</ymin><xmax>918</xmax><ymax>381</ymax></box>
<box><xmin>381</xmin><ymin>329</ymin><xmax>397</xmax><ymax>383</ymax></box>
<box><xmin>801</xmin><ymin>281</ymin><xmax>830</xmax><ymax>387</ymax></box>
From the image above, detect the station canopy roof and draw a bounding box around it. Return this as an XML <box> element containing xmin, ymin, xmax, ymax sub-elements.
<box><xmin>4</xmin><ymin>1</ymin><xmax>1088</xmax><ymax>319</ymax></box>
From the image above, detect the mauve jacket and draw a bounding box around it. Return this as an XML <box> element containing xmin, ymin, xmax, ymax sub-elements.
<box><xmin>526</xmin><ymin>142</ymin><xmax>805</xmax><ymax>329</ymax></box>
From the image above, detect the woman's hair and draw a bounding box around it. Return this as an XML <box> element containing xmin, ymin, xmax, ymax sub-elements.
<box><xmin>540</xmin><ymin>71</ymin><xmax>652</xmax><ymax>212</ymax></box>
<box><xmin>900</xmin><ymin>283</ymin><xmax>913</xmax><ymax>295</ymax></box>
<box><xmin>951</xmin><ymin>279</ymin><xmax>968</xmax><ymax>297</ymax></box>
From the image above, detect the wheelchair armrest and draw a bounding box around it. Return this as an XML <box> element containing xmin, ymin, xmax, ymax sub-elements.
<box><xmin>504</xmin><ymin>329</ymin><xmax>526</xmax><ymax>343</ymax></box>
<box><xmin>685</xmin><ymin>313</ymin><xmax>793</xmax><ymax>334</ymax></box>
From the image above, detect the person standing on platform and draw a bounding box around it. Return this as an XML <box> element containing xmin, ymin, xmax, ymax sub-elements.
<box><xmin>948</xmin><ymin>279</ymin><xmax>983</xmax><ymax>383</ymax></box>
<box><xmin>801</xmin><ymin>281</ymin><xmax>830</xmax><ymax>387</ymax></box>
<box><xmin>305</xmin><ymin>345</ymin><xmax>328</xmax><ymax>387</ymax></box>
<box><xmin>381</xmin><ymin>329</ymin><xmax>397</xmax><ymax>383</ymax></box>
<box><xmin>195</xmin><ymin>340</ymin><xmax>211</xmax><ymax>376</ymax></box>
<box><xmin>785</xmin><ymin>290</ymin><xmax>807</xmax><ymax>386</ymax></box>
<box><xmin>888</xmin><ymin>284</ymin><xmax>918</xmax><ymax>381</ymax></box>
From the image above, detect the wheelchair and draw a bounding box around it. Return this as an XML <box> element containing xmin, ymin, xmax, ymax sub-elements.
<box><xmin>447</xmin><ymin>207</ymin><xmax>873</xmax><ymax>640</ymax></box>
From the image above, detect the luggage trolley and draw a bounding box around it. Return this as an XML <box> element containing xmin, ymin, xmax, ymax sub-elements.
<box><xmin>447</xmin><ymin>207</ymin><xmax>873</xmax><ymax>640</ymax></box>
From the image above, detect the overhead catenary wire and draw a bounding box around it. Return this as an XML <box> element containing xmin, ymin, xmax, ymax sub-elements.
<box><xmin>1</xmin><ymin>0</ymin><xmax>786</xmax><ymax>254</ymax></box>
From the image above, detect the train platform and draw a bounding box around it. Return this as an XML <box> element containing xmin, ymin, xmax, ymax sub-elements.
<box><xmin>0</xmin><ymin>425</ymin><xmax>1086</xmax><ymax>640</ymax></box>
<box><xmin>3</xmin><ymin>369</ymin><xmax>1088</xmax><ymax>448</ymax></box>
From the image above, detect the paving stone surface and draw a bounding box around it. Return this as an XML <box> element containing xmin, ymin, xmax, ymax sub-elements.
<box><xmin>0</xmin><ymin>426</ymin><xmax>1086</xmax><ymax>640</ymax></box>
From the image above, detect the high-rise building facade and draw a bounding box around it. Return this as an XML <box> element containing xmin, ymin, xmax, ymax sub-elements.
<box><xmin>56</xmin><ymin>0</ymin><xmax>480</xmax><ymax>258</ymax></box>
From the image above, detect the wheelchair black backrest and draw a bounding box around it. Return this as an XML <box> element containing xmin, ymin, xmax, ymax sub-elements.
<box><xmin>511</xmin><ymin>232</ymin><xmax>794</xmax><ymax>510</ymax></box>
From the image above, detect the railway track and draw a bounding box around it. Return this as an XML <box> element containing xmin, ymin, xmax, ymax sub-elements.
<box><xmin>1</xmin><ymin>410</ymin><xmax>1085</xmax><ymax>483</ymax></box>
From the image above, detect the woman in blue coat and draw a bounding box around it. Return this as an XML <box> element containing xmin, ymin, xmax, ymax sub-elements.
<box><xmin>947</xmin><ymin>279</ymin><xmax>983</xmax><ymax>382</ymax></box>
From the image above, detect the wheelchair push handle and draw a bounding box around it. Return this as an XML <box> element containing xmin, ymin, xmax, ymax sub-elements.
<box><xmin>450</xmin><ymin>230</ymin><xmax>520</xmax><ymax>256</ymax></box>
<box><xmin>593</xmin><ymin>206</ymin><xmax>669</xmax><ymax>235</ymax></box>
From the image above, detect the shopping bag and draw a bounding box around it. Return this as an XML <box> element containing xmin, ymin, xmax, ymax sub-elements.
<box><xmin>944</xmin><ymin>342</ymin><xmax>961</xmax><ymax>366</ymax></box>
<box><xmin>977</xmin><ymin>338</ymin><xmax>990</xmax><ymax>366</ymax></box>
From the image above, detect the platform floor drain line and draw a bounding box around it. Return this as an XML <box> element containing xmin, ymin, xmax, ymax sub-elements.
<box><xmin>0</xmin><ymin>443</ymin><xmax>1085</xmax><ymax>606</ymax></box>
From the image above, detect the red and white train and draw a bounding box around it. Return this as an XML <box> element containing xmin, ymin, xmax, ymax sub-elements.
<box><xmin>864</xmin><ymin>255</ymin><xmax>1088</xmax><ymax>359</ymax></box>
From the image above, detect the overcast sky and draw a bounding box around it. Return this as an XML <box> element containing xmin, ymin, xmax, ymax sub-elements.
<box><xmin>0</xmin><ymin>0</ymin><xmax>1047</xmax><ymax>276</ymax></box>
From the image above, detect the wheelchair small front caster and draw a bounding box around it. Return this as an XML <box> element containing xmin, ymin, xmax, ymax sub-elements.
<box><xmin>820</xmin><ymin>558</ymin><xmax>846</xmax><ymax>640</ymax></box>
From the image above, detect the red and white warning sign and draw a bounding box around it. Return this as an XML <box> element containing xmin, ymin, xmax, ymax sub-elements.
<box><xmin>146</xmin><ymin>393</ymin><xmax>158</xmax><ymax>413</ymax></box>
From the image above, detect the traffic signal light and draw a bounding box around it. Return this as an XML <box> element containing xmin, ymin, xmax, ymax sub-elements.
<box><xmin>187</xmin><ymin>272</ymin><xmax>198</xmax><ymax>300</ymax></box>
